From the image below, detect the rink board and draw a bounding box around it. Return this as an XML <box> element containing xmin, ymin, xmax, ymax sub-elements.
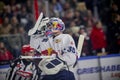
<box><xmin>0</xmin><ymin>65</ymin><xmax>10</xmax><ymax>80</ymax></box>
<box><xmin>0</xmin><ymin>54</ymin><xmax>120</xmax><ymax>80</ymax></box>
<box><xmin>75</xmin><ymin>54</ymin><xmax>120</xmax><ymax>80</ymax></box>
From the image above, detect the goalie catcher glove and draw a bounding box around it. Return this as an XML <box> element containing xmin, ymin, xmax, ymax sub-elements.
<box><xmin>38</xmin><ymin>56</ymin><xmax>66</xmax><ymax>75</ymax></box>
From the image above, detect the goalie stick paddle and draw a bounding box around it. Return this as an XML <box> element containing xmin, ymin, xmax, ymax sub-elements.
<box><xmin>77</xmin><ymin>35</ymin><xmax>85</xmax><ymax>58</ymax></box>
<box><xmin>28</xmin><ymin>12</ymin><xmax>43</xmax><ymax>35</ymax></box>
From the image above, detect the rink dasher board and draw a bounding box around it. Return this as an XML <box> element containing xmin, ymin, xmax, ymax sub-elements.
<box><xmin>0</xmin><ymin>54</ymin><xmax>120</xmax><ymax>80</ymax></box>
<box><xmin>76</xmin><ymin>54</ymin><xmax>120</xmax><ymax>80</ymax></box>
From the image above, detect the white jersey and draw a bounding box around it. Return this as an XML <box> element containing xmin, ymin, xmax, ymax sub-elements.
<box><xmin>51</xmin><ymin>34</ymin><xmax>77</xmax><ymax>66</ymax></box>
<box><xmin>30</xmin><ymin>35</ymin><xmax>56</xmax><ymax>56</ymax></box>
<box><xmin>30</xmin><ymin>34</ymin><xmax>77</xmax><ymax>66</ymax></box>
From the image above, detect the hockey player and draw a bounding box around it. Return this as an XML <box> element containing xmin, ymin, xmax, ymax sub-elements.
<box><xmin>5</xmin><ymin>44</ymin><xmax>41</xmax><ymax>80</ymax></box>
<box><xmin>29</xmin><ymin>17</ymin><xmax>77</xmax><ymax>80</ymax></box>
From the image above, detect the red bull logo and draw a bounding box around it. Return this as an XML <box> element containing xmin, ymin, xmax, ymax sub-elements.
<box><xmin>41</xmin><ymin>48</ymin><xmax>57</xmax><ymax>56</ymax></box>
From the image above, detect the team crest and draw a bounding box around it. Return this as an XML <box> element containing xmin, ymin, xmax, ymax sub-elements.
<box><xmin>55</xmin><ymin>39</ymin><xmax>61</xmax><ymax>43</ymax></box>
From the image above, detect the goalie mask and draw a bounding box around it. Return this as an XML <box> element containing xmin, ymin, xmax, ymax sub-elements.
<box><xmin>45</xmin><ymin>17</ymin><xmax>65</xmax><ymax>36</ymax></box>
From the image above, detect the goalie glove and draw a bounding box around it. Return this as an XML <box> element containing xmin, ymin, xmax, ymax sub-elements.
<box><xmin>38</xmin><ymin>56</ymin><xmax>66</xmax><ymax>75</ymax></box>
<box><xmin>33</xmin><ymin>17</ymin><xmax>50</xmax><ymax>36</ymax></box>
<box><xmin>35</xmin><ymin>17</ymin><xmax>50</xmax><ymax>36</ymax></box>
<box><xmin>37</xmin><ymin>17</ymin><xmax>49</xmax><ymax>31</ymax></box>
<box><xmin>28</xmin><ymin>12</ymin><xmax>43</xmax><ymax>35</ymax></box>
<box><xmin>28</xmin><ymin>12</ymin><xmax>49</xmax><ymax>36</ymax></box>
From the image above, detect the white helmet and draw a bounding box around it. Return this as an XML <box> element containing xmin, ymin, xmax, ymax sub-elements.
<box><xmin>45</xmin><ymin>17</ymin><xmax>65</xmax><ymax>36</ymax></box>
<box><xmin>49</xmin><ymin>17</ymin><xmax>65</xmax><ymax>31</ymax></box>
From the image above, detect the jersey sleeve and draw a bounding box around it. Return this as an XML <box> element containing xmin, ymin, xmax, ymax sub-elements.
<box><xmin>61</xmin><ymin>34</ymin><xmax>77</xmax><ymax>66</ymax></box>
<box><xmin>30</xmin><ymin>35</ymin><xmax>41</xmax><ymax>51</ymax></box>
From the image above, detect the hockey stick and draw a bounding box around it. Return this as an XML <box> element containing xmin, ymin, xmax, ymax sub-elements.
<box><xmin>28</xmin><ymin>12</ymin><xmax>43</xmax><ymax>35</ymax></box>
<box><xmin>20</xmin><ymin>55</ymin><xmax>55</xmax><ymax>59</ymax></box>
<box><xmin>77</xmin><ymin>35</ymin><xmax>85</xmax><ymax>58</ymax></box>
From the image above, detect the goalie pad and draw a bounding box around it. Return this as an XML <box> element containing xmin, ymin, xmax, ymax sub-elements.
<box><xmin>38</xmin><ymin>57</ymin><xmax>66</xmax><ymax>75</ymax></box>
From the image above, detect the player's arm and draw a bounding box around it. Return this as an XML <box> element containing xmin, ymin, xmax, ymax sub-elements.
<box><xmin>5</xmin><ymin>58</ymin><xmax>20</xmax><ymax>80</ymax></box>
<box><xmin>59</xmin><ymin>34</ymin><xmax>77</xmax><ymax>67</ymax></box>
<box><xmin>29</xmin><ymin>16</ymin><xmax>49</xmax><ymax>52</ymax></box>
<box><xmin>32</xmin><ymin>63</ymin><xmax>42</xmax><ymax>80</ymax></box>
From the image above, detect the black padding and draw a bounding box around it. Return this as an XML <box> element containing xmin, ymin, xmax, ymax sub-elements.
<box><xmin>46</xmin><ymin>63</ymin><xmax>54</xmax><ymax>68</ymax></box>
<box><xmin>51</xmin><ymin>59</ymin><xmax>61</xmax><ymax>65</ymax></box>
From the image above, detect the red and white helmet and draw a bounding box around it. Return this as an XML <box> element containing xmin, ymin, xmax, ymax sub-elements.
<box><xmin>21</xmin><ymin>44</ymin><xmax>34</xmax><ymax>54</ymax></box>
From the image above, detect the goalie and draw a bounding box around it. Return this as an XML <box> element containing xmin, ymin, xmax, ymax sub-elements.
<box><xmin>29</xmin><ymin>15</ymin><xmax>78</xmax><ymax>80</ymax></box>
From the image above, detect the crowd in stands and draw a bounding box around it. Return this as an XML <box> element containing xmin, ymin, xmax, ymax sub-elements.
<box><xmin>0</xmin><ymin>0</ymin><xmax>120</xmax><ymax>62</ymax></box>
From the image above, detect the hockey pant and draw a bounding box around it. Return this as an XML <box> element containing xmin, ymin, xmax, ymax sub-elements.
<box><xmin>41</xmin><ymin>69</ymin><xmax>75</xmax><ymax>80</ymax></box>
